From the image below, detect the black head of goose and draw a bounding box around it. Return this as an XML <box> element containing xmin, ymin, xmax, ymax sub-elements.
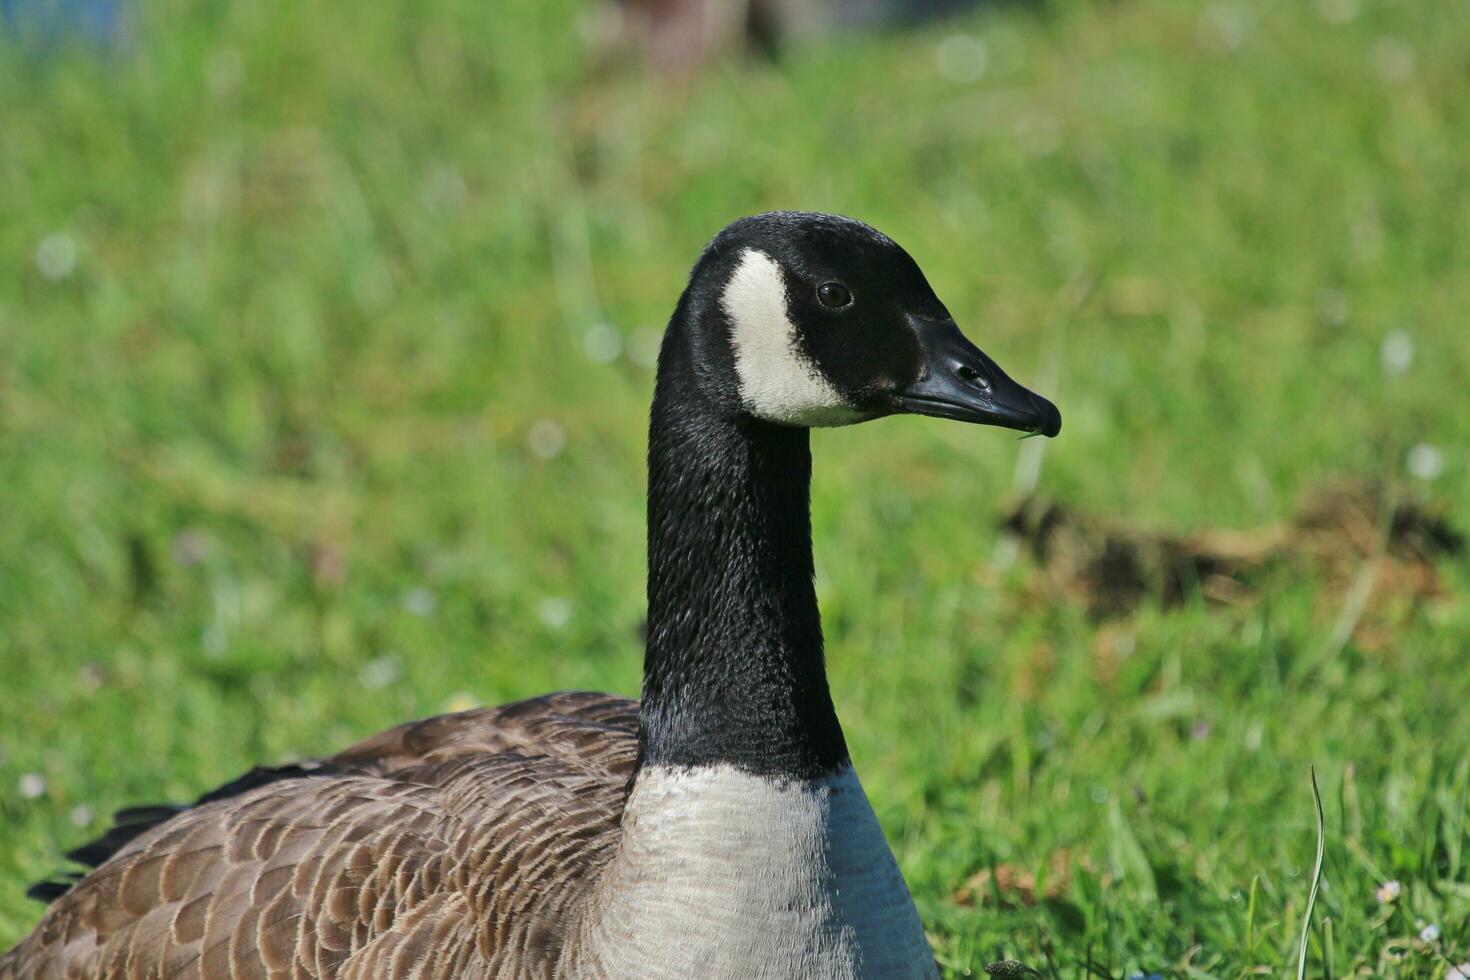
<box><xmin>2</xmin><ymin>211</ymin><xmax>1058</xmax><ymax>980</ymax></box>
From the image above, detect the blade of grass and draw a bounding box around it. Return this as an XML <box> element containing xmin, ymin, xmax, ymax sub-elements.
<box><xmin>1296</xmin><ymin>766</ymin><xmax>1326</xmax><ymax>980</ymax></box>
<box><xmin>1244</xmin><ymin>874</ymin><xmax>1258</xmax><ymax>960</ymax></box>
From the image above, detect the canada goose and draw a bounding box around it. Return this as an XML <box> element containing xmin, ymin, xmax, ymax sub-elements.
<box><xmin>2</xmin><ymin>211</ymin><xmax>1060</xmax><ymax>980</ymax></box>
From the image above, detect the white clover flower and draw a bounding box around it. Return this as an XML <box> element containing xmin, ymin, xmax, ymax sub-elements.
<box><xmin>935</xmin><ymin>34</ymin><xmax>988</xmax><ymax>84</ymax></box>
<box><xmin>402</xmin><ymin>587</ymin><xmax>437</xmax><ymax>618</ymax></box>
<box><xmin>1375</xmin><ymin>879</ymin><xmax>1401</xmax><ymax>903</ymax></box>
<box><xmin>537</xmin><ymin>596</ymin><xmax>573</xmax><ymax>630</ymax></box>
<box><xmin>36</xmin><ymin>232</ymin><xmax>78</xmax><ymax>280</ymax></box>
<box><xmin>360</xmin><ymin>656</ymin><xmax>401</xmax><ymax>690</ymax></box>
<box><xmin>1379</xmin><ymin>330</ymin><xmax>1414</xmax><ymax>376</ymax></box>
<box><xmin>527</xmin><ymin>420</ymin><xmax>566</xmax><ymax>460</ymax></box>
<box><xmin>1406</xmin><ymin>443</ymin><xmax>1444</xmax><ymax>481</ymax></box>
<box><xmin>582</xmin><ymin>323</ymin><xmax>622</xmax><ymax>364</ymax></box>
<box><xmin>1419</xmin><ymin>923</ymin><xmax>1440</xmax><ymax>943</ymax></box>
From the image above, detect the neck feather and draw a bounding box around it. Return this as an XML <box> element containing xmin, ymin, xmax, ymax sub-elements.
<box><xmin>638</xmin><ymin>322</ymin><xmax>847</xmax><ymax>778</ymax></box>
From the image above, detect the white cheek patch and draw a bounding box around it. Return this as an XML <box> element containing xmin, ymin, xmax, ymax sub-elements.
<box><xmin>723</xmin><ymin>248</ymin><xmax>865</xmax><ymax>427</ymax></box>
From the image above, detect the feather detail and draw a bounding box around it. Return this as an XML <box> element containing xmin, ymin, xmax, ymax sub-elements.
<box><xmin>1</xmin><ymin>693</ymin><xmax>637</xmax><ymax>980</ymax></box>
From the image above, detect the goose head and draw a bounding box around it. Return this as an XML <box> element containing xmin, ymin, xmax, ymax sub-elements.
<box><xmin>675</xmin><ymin>211</ymin><xmax>1061</xmax><ymax>437</ymax></box>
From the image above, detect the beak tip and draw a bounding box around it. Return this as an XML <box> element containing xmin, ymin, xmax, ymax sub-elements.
<box><xmin>1036</xmin><ymin>399</ymin><xmax>1062</xmax><ymax>438</ymax></box>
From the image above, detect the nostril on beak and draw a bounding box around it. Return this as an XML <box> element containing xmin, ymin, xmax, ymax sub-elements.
<box><xmin>954</xmin><ymin>364</ymin><xmax>988</xmax><ymax>390</ymax></box>
<box><xmin>952</xmin><ymin>362</ymin><xmax>987</xmax><ymax>393</ymax></box>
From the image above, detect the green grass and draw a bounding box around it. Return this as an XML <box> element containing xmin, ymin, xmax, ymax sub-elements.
<box><xmin>3</xmin><ymin>0</ymin><xmax>1469</xmax><ymax>974</ymax></box>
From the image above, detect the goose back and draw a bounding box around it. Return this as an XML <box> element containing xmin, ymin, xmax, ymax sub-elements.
<box><xmin>0</xmin><ymin>693</ymin><xmax>638</xmax><ymax>980</ymax></box>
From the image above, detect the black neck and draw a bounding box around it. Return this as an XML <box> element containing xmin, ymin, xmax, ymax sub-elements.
<box><xmin>637</xmin><ymin>326</ymin><xmax>848</xmax><ymax>779</ymax></box>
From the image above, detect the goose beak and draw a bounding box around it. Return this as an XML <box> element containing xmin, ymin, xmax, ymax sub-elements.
<box><xmin>894</xmin><ymin>316</ymin><xmax>1061</xmax><ymax>438</ymax></box>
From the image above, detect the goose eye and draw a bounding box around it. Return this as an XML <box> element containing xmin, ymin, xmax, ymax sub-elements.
<box><xmin>816</xmin><ymin>282</ymin><xmax>852</xmax><ymax>309</ymax></box>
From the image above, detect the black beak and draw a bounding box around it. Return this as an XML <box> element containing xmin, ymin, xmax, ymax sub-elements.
<box><xmin>894</xmin><ymin>316</ymin><xmax>1061</xmax><ymax>437</ymax></box>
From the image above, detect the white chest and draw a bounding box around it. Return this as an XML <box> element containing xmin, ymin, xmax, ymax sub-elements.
<box><xmin>564</xmin><ymin>765</ymin><xmax>937</xmax><ymax>980</ymax></box>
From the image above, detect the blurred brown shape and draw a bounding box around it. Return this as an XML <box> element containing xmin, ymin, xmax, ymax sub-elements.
<box><xmin>952</xmin><ymin>849</ymin><xmax>1099</xmax><ymax>907</ymax></box>
<box><xmin>1001</xmin><ymin>481</ymin><xmax>1463</xmax><ymax>620</ymax></box>
<box><xmin>309</xmin><ymin>540</ymin><xmax>347</xmax><ymax>589</ymax></box>
<box><xmin>584</xmin><ymin>0</ymin><xmax>989</xmax><ymax>75</ymax></box>
<box><xmin>584</xmin><ymin>0</ymin><xmax>814</xmax><ymax>75</ymax></box>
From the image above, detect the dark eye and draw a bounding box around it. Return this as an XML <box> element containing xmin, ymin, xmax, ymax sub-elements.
<box><xmin>816</xmin><ymin>282</ymin><xmax>852</xmax><ymax>309</ymax></box>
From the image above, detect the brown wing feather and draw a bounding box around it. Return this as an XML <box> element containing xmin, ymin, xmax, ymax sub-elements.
<box><xmin>0</xmin><ymin>692</ymin><xmax>639</xmax><ymax>980</ymax></box>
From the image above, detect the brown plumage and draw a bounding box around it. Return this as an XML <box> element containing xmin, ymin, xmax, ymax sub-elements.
<box><xmin>0</xmin><ymin>693</ymin><xmax>638</xmax><ymax>980</ymax></box>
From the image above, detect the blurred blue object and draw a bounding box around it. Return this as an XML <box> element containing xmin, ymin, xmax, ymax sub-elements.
<box><xmin>0</xmin><ymin>0</ymin><xmax>126</xmax><ymax>46</ymax></box>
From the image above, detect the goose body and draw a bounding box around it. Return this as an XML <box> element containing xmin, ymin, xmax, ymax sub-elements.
<box><xmin>3</xmin><ymin>212</ymin><xmax>1059</xmax><ymax>979</ymax></box>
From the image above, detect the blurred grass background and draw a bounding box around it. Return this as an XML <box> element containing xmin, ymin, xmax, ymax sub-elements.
<box><xmin>2</xmin><ymin>0</ymin><xmax>1469</xmax><ymax>974</ymax></box>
